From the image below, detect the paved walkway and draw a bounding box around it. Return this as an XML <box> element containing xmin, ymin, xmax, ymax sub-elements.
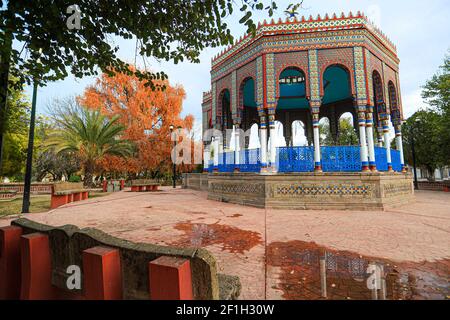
<box><xmin>1</xmin><ymin>188</ymin><xmax>449</xmax><ymax>299</ymax></box>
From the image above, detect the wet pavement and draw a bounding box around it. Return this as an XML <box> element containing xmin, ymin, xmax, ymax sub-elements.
<box><xmin>1</xmin><ymin>187</ymin><xmax>449</xmax><ymax>300</ymax></box>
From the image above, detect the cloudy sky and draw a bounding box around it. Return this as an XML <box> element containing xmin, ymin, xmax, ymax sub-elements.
<box><xmin>27</xmin><ymin>0</ymin><xmax>449</xmax><ymax>132</ymax></box>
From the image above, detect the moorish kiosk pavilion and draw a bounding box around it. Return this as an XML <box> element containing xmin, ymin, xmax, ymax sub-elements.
<box><xmin>183</xmin><ymin>12</ymin><xmax>414</xmax><ymax>210</ymax></box>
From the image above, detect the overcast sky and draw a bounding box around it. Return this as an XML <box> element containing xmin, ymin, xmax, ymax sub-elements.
<box><xmin>26</xmin><ymin>0</ymin><xmax>449</xmax><ymax>132</ymax></box>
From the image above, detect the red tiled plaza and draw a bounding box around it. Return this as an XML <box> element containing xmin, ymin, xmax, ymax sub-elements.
<box><xmin>1</xmin><ymin>187</ymin><xmax>448</xmax><ymax>300</ymax></box>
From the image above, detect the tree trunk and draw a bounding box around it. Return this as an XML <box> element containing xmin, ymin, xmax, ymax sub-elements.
<box><xmin>83</xmin><ymin>161</ymin><xmax>96</xmax><ymax>187</ymax></box>
<box><xmin>0</xmin><ymin>4</ymin><xmax>14</xmax><ymax>176</ymax></box>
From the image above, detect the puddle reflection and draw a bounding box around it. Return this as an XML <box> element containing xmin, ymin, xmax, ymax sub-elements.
<box><xmin>267</xmin><ymin>240</ymin><xmax>449</xmax><ymax>300</ymax></box>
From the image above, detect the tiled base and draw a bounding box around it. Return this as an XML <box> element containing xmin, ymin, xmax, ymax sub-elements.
<box><xmin>184</xmin><ymin>172</ymin><xmax>414</xmax><ymax>211</ymax></box>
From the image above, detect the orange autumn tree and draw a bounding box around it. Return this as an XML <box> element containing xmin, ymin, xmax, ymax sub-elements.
<box><xmin>79</xmin><ymin>67</ymin><xmax>194</xmax><ymax>178</ymax></box>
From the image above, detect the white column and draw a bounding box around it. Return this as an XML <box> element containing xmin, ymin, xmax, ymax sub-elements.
<box><xmin>234</xmin><ymin>124</ymin><xmax>240</xmax><ymax>168</ymax></box>
<box><xmin>269</xmin><ymin>124</ymin><xmax>277</xmax><ymax>167</ymax></box>
<box><xmin>366</xmin><ymin>111</ymin><xmax>376</xmax><ymax>171</ymax></box>
<box><xmin>312</xmin><ymin>112</ymin><xmax>322</xmax><ymax>172</ymax></box>
<box><xmin>395</xmin><ymin>126</ymin><xmax>405</xmax><ymax>172</ymax></box>
<box><xmin>260</xmin><ymin>121</ymin><xmax>268</xmax><ymax>168</ymax></box>
<box><xmin>383</xmin><ymin>118</ymin><xmax>393</xmax><ymax>171</ymax></box>
<box><xmin>377</xmin><ymin>127</ymin><xmax>384</xmax><ymax>147</ymax></box>
<box><xmin>358</xmin><ymin>111</ymin><xmax>369</xmax><ymax>171</ymax></box>
<box><xmin>203</xmin><ymin>144</ymin><xmax>210</xmax><ymax>172</ymax></box>
<box><xmin>213</xmin><ymin>137</ymin><xmax>219</xmax><ymax>168</ymax></box>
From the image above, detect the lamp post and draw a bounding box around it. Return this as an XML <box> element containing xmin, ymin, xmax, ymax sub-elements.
<box><xmin>410</xmin><ymin>120</ymin><xmax>419</xmax><ymax>190</ymax></box>
<box><xmin>169</xmin><ymin>125</ymin><xmax>182</xmax><ymax>188</ymax></box>
<box><xmin>22</xmin><ymin>80</ymin><xmax>38</xmax><ymax>213</ymax></box>
<box><xmin>22</xmin><ymin>50</ymin><xmax>42</xmax><ymax>213</ymax></box>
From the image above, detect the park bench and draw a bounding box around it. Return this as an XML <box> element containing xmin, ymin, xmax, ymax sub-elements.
<box><xmin>130</xmin><ymin>179</ymin><xmax>160</xmax><ymax>192</ymax></box>
<box><xmin>51</xmin><ymin>182</ymin><xmax>89</xmax><ymax>209</ymax></box>
<box><xmin>102</xmin><ymin>179</ymin><xmax>125</xmax><ymax>192</ymax></box>
<box><xmin>0</xmin><ymin>218</ymin><xmax>241</xmax><ymax>300</ymax></box>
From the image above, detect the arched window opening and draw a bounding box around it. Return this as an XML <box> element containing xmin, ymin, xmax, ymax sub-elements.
<box><xmin>292</xmin><ymin>120</ymin><xmax>307</xmax><ymax>146</ymax></box>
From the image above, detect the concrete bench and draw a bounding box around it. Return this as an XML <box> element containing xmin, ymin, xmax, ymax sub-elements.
<box><xmin>102</xmin><ymin>179</ymin><xmax>125</xmax><ymax>192</ymax></box>
<box><xmin>0</xmin><ymin>218</ymin><xmax>241</xmax><ymax>300</ymax></box>
<box><xmin>130</xmin><ymin>179</ymin><xmax>160</xmax><ymax>192</ymax></box>
<box><xmin>51</xmin><ymin>182</ymin><xmax>89</xmax><ymax>209</ymax></box>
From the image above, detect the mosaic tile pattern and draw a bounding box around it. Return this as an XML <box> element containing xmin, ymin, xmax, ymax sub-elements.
<box><xmin>211</xmin><ymin>83</ymin><xmax>217</xmax><ymax>128</ymax></box>
<box><xmin>276</xmin><ymin>183</ymin><xmax>373</xmax><ymax>197</ymax></box>
<box><xmin>265</xmin><ymin>53</ymin><xmax>276</xmax><ymax>104</ymax></box>
<box><xmin>231</xmin><ymin>70</ymin><xmax>237</xmax><ymax>116</ymax></box>
<box><xmin>211</xmin><ymin>13</ymin><xmax>397</xmax><ymax>68</ymax></box>
<box><xmin>210</xmin><ymin>183</ymin><xmax>265</xmax><ymax>196</ymax></box>
<box><xmin>274</xmin><ymin>51</ymin><xmax>309</xmax><ymax>98</ymax></box>
<box><xmin>256</xmin><ymin>56</ymin><xmax>264</xmax><ymax>107</ymax></box>
<box><xmin>318</xmin><ymin>47</ymin><xmax>355</xmax><ymax>96</ymax></box>
<box><xmin>353</xmin><ymin>47</ymin><xmax>367</xmax><ymax>106</ymax></box>
<box><xmin>308</xmin><ymin>50</ymin><xmax>320</xmax><ymax>102</ymax></box>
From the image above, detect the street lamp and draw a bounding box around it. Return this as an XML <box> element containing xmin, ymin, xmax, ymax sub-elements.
<box><xmin>22</xmin><ymin>49</ymin><xmax>42</xmax><ymax>213</ymax></box>
<box><xmin>410</xmin><ymin>119</ymin><xmax>419</xmax><ymax>190</ymax></box>
<box><xmin>169</xmin><ymin>125</ymin><xmax>182</xmax><ymax>188</ymax></box>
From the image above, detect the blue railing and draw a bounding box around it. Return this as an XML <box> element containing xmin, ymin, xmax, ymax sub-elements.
<box><xmin>208</xmin><ymin>146</ymin><xmax>402</xmax><ymax>173</ymax></box>
<box><xmin>277</xmin><ymin>146</ymin><xmax>314</xmax><ymax>172</ymax></box>
<box><xmin>240</xmin><ymin>149</ymin><xmax>261</xmax><ymax>172</ymax></box>
<box><xmin>321</xmin><ymin>146</ymin><xmax>361</xmax><ymax>172</ymax></box>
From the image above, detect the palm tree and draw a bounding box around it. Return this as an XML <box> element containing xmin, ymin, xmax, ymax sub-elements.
<box><xmin>47</xmin><ymin>104</ymin><xmax>134</xmax><ymax>187</ymax></box>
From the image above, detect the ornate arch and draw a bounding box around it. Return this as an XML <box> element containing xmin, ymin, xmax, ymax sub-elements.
<box><xmin>388</xmin><ymin>81</ymin><xmax>401</xmax><ymax>125</ymax></box>
<box><xmin>276</xmin><ymin>65</ymin><xmax>309</xmax><ymax>99</ymax></box>
<box><xmin>320</xmin><ymin>63</ymin><xmax>355</xmax><ymax>98</ymax></box>
<box><xmin>372</xmin><ymin>70</ymin><xmax>387</xmax><ymax>116</ymax></box>
<box><xmin>217</xmin><ymin>88</ymin><xmax>232</xmax><ymax>130</ymax></box>
<box><xmin>238</xmin><ymin>76</ymin><xmax>256</xmax><ymax>111</ymax></box>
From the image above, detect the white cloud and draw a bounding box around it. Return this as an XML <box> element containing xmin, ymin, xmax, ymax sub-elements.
<box><xmin>402</xmin><ymin>89</ymin><xmax>429</xmax><ymax>118</ymax></box>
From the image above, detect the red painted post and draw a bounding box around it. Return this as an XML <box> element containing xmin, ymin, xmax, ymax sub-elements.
<box><xmin>82</xmin><ymin>246</ymin><xmax>122</xmax><ymax>300</ymax></box>
<box><xmin>50</xmin><ymin>194</ymin><xmax>68</xmax><ymax>209</ymax></box>
<box><xmin>20</xmin><ymin>233</ymin><xmax>54</xmax><ymax>300</ymax></box>
<box><xmin>0</xmin><ymin>226</ymin><xmax>23</xmax><ymax>299</ymax></box>
<box><xmin>148</xmin><ymin>256</ymin><xmax>193</xmax><ymax>300</ymax></box>
<box><xmin>73</xmin><ymin>192</ymin><xmax>81</xmax><ymax>201</ymax></box>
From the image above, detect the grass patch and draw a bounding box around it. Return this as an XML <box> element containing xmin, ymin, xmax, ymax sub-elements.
<box><xmin>0</xmin><ymin>195</ymin><xmax>51</xmax><ymax>217</ymax></box>
<box><xmin>0</xmin><ymin>192</ymin><xmax>111</xmax><ymax>217</ymax></box>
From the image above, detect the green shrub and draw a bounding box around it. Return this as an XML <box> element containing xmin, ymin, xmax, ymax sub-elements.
<box><xmin>68</xmin><ymin>175</ymin><xmax>81</xmax><ymax>182</ymax></box>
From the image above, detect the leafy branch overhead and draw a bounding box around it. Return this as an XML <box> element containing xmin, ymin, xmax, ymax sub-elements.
<box><xmin>1</xmin><ymin>0</ymin><xmax>289</xmax><ymax>89</ymax></box>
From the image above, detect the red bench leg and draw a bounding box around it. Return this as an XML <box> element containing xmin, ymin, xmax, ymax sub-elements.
<box><xmin>83</xmin><ymin>246</ymin><xmax>122</xmax><ymax>300</ymax></box>
<box><xmin>20</xmin><ymin>233</ymin><xmax>54</xmax><ymax>300</ymax></box>
<box><xmin>73</xmin><ymin>192</ymin><xmax>82</xmax><ymax>202</ymax></box>
<box><xmin>51</xmin><ymin>194</ymin><xmax>68</xmax><ymax>209</ymax></box>
<box><xmin>149</xmin><ymin>256</ymin><xmax>193</xmax><ymax>300</ymax></box>
<box><xmin>0</xmin><ymin>226</ymin><xmax>23</xmax><ymax>299</ymax></box>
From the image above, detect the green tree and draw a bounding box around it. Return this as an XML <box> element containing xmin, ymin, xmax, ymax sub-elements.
<box><xmin>402</xmin><ymin>110</ymin><xmax>444</xmax><ymax>180</ymax></box>
<box><xmin>33</xmin><ymin>116</ymin><xmax>81</xmax><ymax>181</ymax></box>
<box><xmin>422</xmin><ymin>52</ymin><xmax>450</xmax><ymax>163</ymax></box>
<box><xmin>1</xmin><ymin>0</ymin><xmax>291</xmax><ymax>166</ymax></box>
<box><xmin>47</xmin><ymin>101</ymin><xmax>134</xmax><ymax>186</ymax></box>
<box><xmin>319</xmin><ymin>117</ymin><xmax>358</xmax><ymax>146</ymax></box>
<box><xmin>0</xmin><ymin>77</ymin><xmax>30</xmax><ymax>179</ymax></box>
